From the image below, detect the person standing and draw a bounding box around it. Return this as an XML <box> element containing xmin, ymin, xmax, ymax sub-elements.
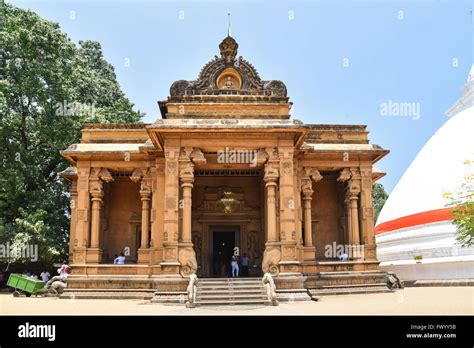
<box><xmin>40</xmin><ymin>270</ymin><xmax>51</xmax><ymax>285</ymax></box>
<box><xmin>241</xmin><ymin>253</ymin><xmax>249</xmax><ymax>277</ymax></box>
<box><xmin>231</xmin><ymin>255</ymin><xmax>239</xmax><ymax>278</ymax></box>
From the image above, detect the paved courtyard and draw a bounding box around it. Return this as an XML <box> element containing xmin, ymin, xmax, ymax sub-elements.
<box><xmin>0</xmin><ymin>287</ymin><xmax>472</xmax><ymax>315</ymax></box>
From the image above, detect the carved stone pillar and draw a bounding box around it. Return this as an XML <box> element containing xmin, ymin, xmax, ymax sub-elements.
<box><xmin>338</xmin><ymin>168</ymin><xmax>352</xmax><ymax>246</ymax></box>
<box><xmin>150</xmin><ymin>160</ymin><xmax>165</xmax><ymax>272</ymax></box>
<box><xmin>160</xmin><ymin>146</ymin><xmax>181</xmax><ymax>275</ymax></box>
<box><xmin>140</xmin><ymin>189</ymin><xmax>151</xmax><ymax>248</ymax></box>
<box><xmin>73</xmin><ymin>166</ymin><xmax>91</xmax><ymax>265</ymax></box>
<box><xmin>300</xmin><ymin>167</ymin><xmax>322</xmax><ymax>260</ymax></box>
<box><xmin>90</xmin><ymin>188</ymin><xmax>103</xmax><ymax>249</ymax></box>
<box><xmin>177</xmin><ymin>147</ymin><xmax>205</xmax><ymax>277</ymax></box>
<box><xmin>68</xmin><ymin>180</ymin><xmax>78</xmax><ymax>263</ymax></box>
<box><xmin>347</xmin><ymin>168</ymin><xmax>363</xmax><ymax>259</ymax></box>
<box><xmin>87</xmin><ymin>168</ymin><xmax>113</xmax><ymax>263</ymax></box>
<box><xmin>262</xmin><ymin>157</ymin><xmax>280</xmax><ymax>275</ymax></box>
<box><xmin>131</xmin><ymin>168</ymin><xmax>152</xmax><ymax>264</ymax></box>
<box><xmin>360</xmin><ymin>166</ymin><xmax>377</xmax><ymax>260</ymax></box>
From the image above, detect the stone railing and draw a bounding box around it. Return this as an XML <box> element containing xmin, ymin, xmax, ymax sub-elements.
<box><xmin>185</xmin><ymin>273</ymin><xmax>199</xmax><ymax>308</ymax></box>
<box><xmin>262</xmin><ymin>272</ymin><xmax>279</xmax><ymax>306</ymax></box>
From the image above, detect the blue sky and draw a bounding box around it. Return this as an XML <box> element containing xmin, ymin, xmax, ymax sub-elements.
<box><xmin>10</xmin><ymin>0</ymin><xmax>473</xmax><ymax>193</ymax></box>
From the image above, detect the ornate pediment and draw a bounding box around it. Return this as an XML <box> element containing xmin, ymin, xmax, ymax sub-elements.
<box><xmin>169</xmin><ymin>36</ymin><xmax>287</xmax><ymax>98</ymax></box>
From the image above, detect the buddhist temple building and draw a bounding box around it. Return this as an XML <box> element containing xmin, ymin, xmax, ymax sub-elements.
<box><xmin>59</xmin><ymin>35</ymin><xmax>391</xmax><ymax>301</ymax></box>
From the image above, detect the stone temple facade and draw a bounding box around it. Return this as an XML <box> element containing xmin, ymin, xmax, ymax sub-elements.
<box><xmin>59</xmin><ymin>35</ymin><xmax>390</xmax><ymax>301</ymax></box>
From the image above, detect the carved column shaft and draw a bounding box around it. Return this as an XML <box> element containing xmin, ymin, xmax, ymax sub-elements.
<box><xmin>90</xmin><ymin>187</ymin><xmax>103</xmax><ymax>249</ymax></box>
<box><xmin>265</xmin><ymin>181</ymin><xmax>278</xmax><ymax>242</ymax></box>
<box><xmin>73</xmin><ymin>166</ymin><xmax>91</xmax><ymax>264</ymax></box>
<box><xmin>140</xmin><ymin>189</ymin><xmax>151</xmax><ymax>248</ymax></box>
<box><xmin>349</xmin><ymin>194</ymin><xmax>360</xmax><ymax>245</ymax></box>
<box><xmin>69</xmin><ymin>180</ymin><xmax>78</xmax><ymax>261</ymax></box>
<box><xmin>303</xmin><ymin>192</ymin><xmax>313</xmax><ymax>247</ymax></box>
<box><xmin>181</xmin><ymin>181</ymin><xmax>193</xmax><ymax>244</ymax></box>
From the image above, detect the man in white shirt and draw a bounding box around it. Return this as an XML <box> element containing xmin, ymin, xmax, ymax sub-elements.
<box><xmin>114</xmin><ymin>253</ymin><xmax>126</xmax><ymax>265</ymax></box>
<box><xmin>40</xmin><ymin>271</ymin><xmax>50</xmax><ymax>285</ymax></box>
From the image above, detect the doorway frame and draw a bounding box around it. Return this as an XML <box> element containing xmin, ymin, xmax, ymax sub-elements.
<box><xmin>208</xmin><ymin>225</ymin><xmax>240</xmax><ymax>277</ymax></box>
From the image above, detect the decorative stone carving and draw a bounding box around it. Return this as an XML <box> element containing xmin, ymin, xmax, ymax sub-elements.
<box><xmin>263</xmin><ymin>80</ymin><xmax>287</xmax><ymax>97</ymax></box>
<box><xmin>90</xmin><ymin>168</ymin><xmax>114</xmax><ymax>183</ymax></box>
<box><xmin>219</xmin><ymin>35</ymin><xmax>238</xmax><ymax>63</ymax></box>
<box><xmin>262</xmin><ymin>246</ymin><xmax>281</xmax><ymax>275</ymax></box>
<box><xmin>264</xmin><ymin>163</ymin><xmax>279</xmax><ymax>182</ymax></box>
<box><xmin>178</xmin><ymin>246</ymin><xmax>198</xmax><ymax>277</ymax></box>
<box><xmin>170</xmin><ymin>80</ymin><xmax>190</xmax><ymax>96</ymax></box>
<box><xmin>168</xmin><ymin>37</ymin><xmax>287</xmax><ymax>97</ymax></box>
<box><xmin>262</xmin><ymin>272</ymin><xmax>279</xmax><ymax>306</ymax></box>
<box><xmin>337</xmin><ymin>168</ymin><xmax>351</xmax><ymax>182</ymax></box>
<box><xmin>185</xmin><ymin>273</ymin><xmax>199</xmax><ymax>308</ymax></box>
<box><xmin>189</xmin><ymin>148</ymin><xmax>206</xmax><ymax>166</ymax></box>
<box><xmin>254</xmin><ymin>148</ymin><xmax>269</xmax><ymax>166</ymax></box>
<box><xmin>130</xmin><ymin>168</ymin><xmax>152</xmax><ymax>192</ymax></box>
<box><xmin>247</xmin><ymin>231</ymin><xmax>259</xmax><ymax>266</ymax></box>
<box><xmin>192</xmin><ymin>232</ymin><xmax>202</xmax><ymax>267</ymax></box>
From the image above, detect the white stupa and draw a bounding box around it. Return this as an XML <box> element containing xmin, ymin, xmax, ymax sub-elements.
<box><xmin>375</xmin><ymin>65</ymin><xmax>474</xmax><ymax>281</ymax></box>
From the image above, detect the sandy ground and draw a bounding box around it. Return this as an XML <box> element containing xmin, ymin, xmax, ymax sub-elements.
<box><xmin>0</xmin><ymin>287</ymin><xmax>472</xmax><ymax>316</ymax></box>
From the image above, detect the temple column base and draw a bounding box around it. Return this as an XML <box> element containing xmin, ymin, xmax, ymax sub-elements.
<box><xmin>72</xmin><ymin>248</ymin><xmax>87</xmax><ymax>265</ymax></box>
<box><xmin>273</xmin><ymin>273</ymin><xmax>311</xmax><ymax>302</ymax></box>
<box><xmin>159</xmin><ymin>261</ymin><xmax>181</xmax><ymax>276</ymax></box>
<box><xmin>150</xmin><ymin>276</ymin><xmax>188</xmax><ymax>304</ymax></box>
<box><xmin>86</xmin><ymin>248</ymin><xmax>102</xmax><ymax>263</ymax></box>
<box><xmin>137</xmin><ymin>248</ymin><xmax>151</xmax><ymax>264</ymax></box>
<box><xmin>364</xmin><ymin>244</ymin><xmax>377</xmax><ymax>261</ymax></box>
<box><xmin>302</xmin><ymin>246</ymin><xmax>316</xmax><ymax>261</ymax></box>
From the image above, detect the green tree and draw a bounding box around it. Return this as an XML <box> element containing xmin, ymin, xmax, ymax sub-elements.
<box><xmin>372</xmin><ymin>182</ymin><xmax>388</xmax><ymax>223</ymax></box>
<box><xmin>0</xmin><ymin>4</ymin><xmax>144</xmax><ymax>263</ymax></box>
<box><xmin>444</xmin><ymin>159</ymin><xmax>474</xmax><ymax>247</ymax></box>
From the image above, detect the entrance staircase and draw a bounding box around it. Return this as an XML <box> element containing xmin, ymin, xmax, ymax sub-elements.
<box><xmin>194</xmin><ymin>278</ymin><xmax>271</xmax><ymax>306</ymax></box>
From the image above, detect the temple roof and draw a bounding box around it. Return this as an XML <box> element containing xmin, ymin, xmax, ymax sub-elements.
<box><xmin>159</xmin><ymin>35</ymin><xmax>291</xmax><ymax>119</ymax></box>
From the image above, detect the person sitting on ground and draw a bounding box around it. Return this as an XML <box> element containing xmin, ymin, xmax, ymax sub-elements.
<box><xmin>114</xmin><ymin>252</ymin><xmax>126</xmax><ymax>265</ymax></box>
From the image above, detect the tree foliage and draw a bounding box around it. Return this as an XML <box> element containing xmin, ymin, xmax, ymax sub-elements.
<box><xmin>372</xmin><ymin>182</ymin><xmax>388</xmax><ymax>223</ymax></box>
<box><xmin>444</xmin><ymin>159</ymin><xmax>474</xmax><ymax>247</ymax></box>
<box><xmin>0</xmin><ymin>4</ymin><xmax>143</xmax><ymax>263</ymax></box>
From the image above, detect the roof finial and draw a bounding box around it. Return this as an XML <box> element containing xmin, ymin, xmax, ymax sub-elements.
<box><xmin>227</xmin><ymin>13</ymin><xmax>232</xmax><ymax>37</ymax></box>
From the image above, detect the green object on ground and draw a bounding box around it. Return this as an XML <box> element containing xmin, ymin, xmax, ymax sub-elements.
<box><xmin>7</xmin><ymin>273</ymin><xmax>46</xmax><ymax>295</ymax></box>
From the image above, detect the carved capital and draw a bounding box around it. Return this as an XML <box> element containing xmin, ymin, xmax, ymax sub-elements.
<box><xmin>130</xmin><ymin>168</ymin><xmax>152</xmax><ymax>192</ymax></box>
<box><xmin>179</xmin><ymin>161</ymin><xmax>195</xmax><ymax>184</ymax></box>
<box><xmin>189</xmin><ymin>148</ymin><xmax>206</xmax><ymax>166</ymax></box>
<box><xmin>254</xmin><ymin>148</ymin><xmax>269</xmax><ymax>166</ymax></box>
<box><xmin>90</xmin><ymin>168</ymin><xmax>114</xmax><ymax>183</ymax></box>
<box><xmin>264</xmin><ymin>162</ymin><xmax>279</xmax><ymax>183</ymax></box>
<box><xmin>337</xmin><ymin>168</ymin><xmax>351</xmax><ymax>182</ymax></box>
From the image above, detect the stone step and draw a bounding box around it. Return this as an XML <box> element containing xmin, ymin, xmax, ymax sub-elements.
<box><xmin>199</xmin><ymin>278</ymin><xmax>262</xmax><ymax>281</ymax></box>
<box><xmin>197</xmin><ymin>289</ymin><xmax>266</xmax><ymax>294</ymax></box>
<box><xmin>316</xmin><ymin>283</ymin><xmax>389</xmax><ymax>289</ymax></box>
<box><xmin>308</xmin><ymin>285</ymin><xmax>393</xmax><ymax>296</ymax></box>
<box><xmin>317</xmin><ymin>271</ymin><xmax>386</xmax><ymax>278</ymax></box>
<box><xmin>61</xmin><ymin>288</ymin><xmax>155</xmax><ymax>300</ymax></box>
<box><xmin>197</xmin><ymin>294</ymin><xmax>268</xmax><ymax>300</ymax></box>
<box><xmin>198</xmin><ymin>285</ymin><xmax>263</xmax><ymax>290</ymax></box>
<box><xmin>195</xmin><ymin>298</ymin><xmax>271</xmax><ymax>306</ymax></box>
<box><xmin>63</xmin><ymin>288</ymin><xmax>156</xmax><ymax>293</ymax></box>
